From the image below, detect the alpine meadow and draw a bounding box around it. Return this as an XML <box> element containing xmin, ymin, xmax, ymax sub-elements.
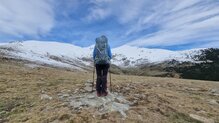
<box><xmin>0</xmin><ymin>0</ymin><xmax>219</xmax><ymax>123</ymax></box>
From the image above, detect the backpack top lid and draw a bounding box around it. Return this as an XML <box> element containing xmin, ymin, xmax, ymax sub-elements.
<box><xmin>95</xmin><ymin>35</ymin><xmax>108</xmax><ymax>51</ymax></box>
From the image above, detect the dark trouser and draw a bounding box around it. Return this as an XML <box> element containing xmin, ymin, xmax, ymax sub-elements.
<box><xmin>95</xmin><ymin>64</ymin><xmax>110</xmax><ymax>93</ymax></box>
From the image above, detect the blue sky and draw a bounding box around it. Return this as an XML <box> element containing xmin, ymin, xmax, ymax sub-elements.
<box><xmin>0</xmin><ymin>0</ymin><xmax>219</xmax><ymax>50</ymax></box>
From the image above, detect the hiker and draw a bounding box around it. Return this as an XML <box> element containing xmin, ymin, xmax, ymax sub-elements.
<box><xmin>93</xmin><ymin>35</ymin><xmax>112</xmax><ymax>97</ymax></box>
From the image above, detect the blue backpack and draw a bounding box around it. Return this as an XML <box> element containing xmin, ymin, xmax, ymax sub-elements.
<box><xmin>94</xmin><ymin>36</ymin><xmax>110</xmax><ymax>64</ymax></box>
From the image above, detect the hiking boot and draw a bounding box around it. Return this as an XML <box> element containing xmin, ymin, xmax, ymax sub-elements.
<box><xmin>102</xmin><ymin>91</ymin><xmax>108</xmax><ymax>96</ymax></box>
<box><xmin>97</xmin><ymin>92</ymin><xmax>101</xmax><ymax>97</ymax></box>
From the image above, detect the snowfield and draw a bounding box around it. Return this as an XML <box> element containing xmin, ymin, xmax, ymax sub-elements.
<box><xmin>112</xmin><ymin>45</ymin><xmax>203</xmax><ymax>66</ymax></box>
<box><xmin>0</xmin><ymin>40</ymin><xmax>204</xmax><ymax>69</ymax></box>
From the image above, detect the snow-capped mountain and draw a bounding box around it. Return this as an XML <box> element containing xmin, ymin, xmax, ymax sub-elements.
<box><xmin>0</xmin><ymin>41</ymin><xmax>203</xmax><ymax>70</ymax></box>
<box><xmin>112</xmin><ymin>45</ymin><xmax>203</xmax><ymax>66</ymax></box>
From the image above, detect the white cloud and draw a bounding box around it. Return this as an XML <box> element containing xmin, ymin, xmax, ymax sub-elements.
<box><xmin>198</xmin><ymin>41</ymin><xmax>219</xmax><ymax>48</ymax></box>
<box><xmin>2</xmin><ymin>0</ymin><xmax>217</xmax><ymax>49</ymax></box>
<box><xmin>0</xmin><ymin>0</ymin><xmax>54</xmax><ymax>37</ymax></box>
<box><xmin>85</xmin><ymin>7</ymin><xmax>110</xmax><ymax>21</ymax></box>
<box><xmin>171</xmin><ymin>0</ymin><xmax>201</xmax><ymax>12</ymax></box>
<box><xmin>125</xmin><ymin>0</ymin><xmax>219</xmax><ymax>48</ymax></box>
<box><xmin>85</xmin><ymin>0</ymin><xmax>154</xmax><ymax>24</ymax></box>
<box><xmin>84</xmin><ymin>0</ymin><xmax>112</xmax><ymax>21</ymax></box>
<box><xmin>114</xmin><ymin>0</ymin><xmax>148</xmax><ymax>24</ymax></box>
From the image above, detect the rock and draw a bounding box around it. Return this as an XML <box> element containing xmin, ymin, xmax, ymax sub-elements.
<box><xmin>57</xmin><ymin>93</ymin><xmax>63</xmax><ymax>96</ymax></box>
<box><xmin>197</xmin><ymin>110</ymin><xmax>207</xmax><ymax>114</ymax></box>
<box><xmin>70</xmin><ymin>101</ymin><xmax>83</xmax><ymax>108</ymax></box>
<box><xmin>87</xmin><ymin>95</ymin><xmax>95</xmax><ymax>99</ymax></box>
<box><xmin>156</xmin><ymin>84</ymin><xmax>161</xmax><ymax>87</ymax></box>
<box><xmin>66</xmin><ymin>92</ymin><xmax>130</xmax><ymax>117</ymax></box>
<box><xmin>184</xmin><ymin>87</ymin><xmax>200</xmax><ymax>91</ymax></box>
<box><xmin>189</xmin><ymin>114</ymin><xmax>214</xmax><ymax>123</ymax></box>
<box><xmin>84</xmin><ymin>86</ymin><xmax>92</xmax><ymax>92</ymax></box>
<box><xmin>74</xmin><ymin>89</ymin><xmax>79</xmax><ymax>94</ymax></box>
<box><xmin>80</xmin><ymin>89</ymin><xmax>86</xmax><ymax>93</ymax></box>
<box><xmin>130</xmin><ymin>100</ymin><xmax>138</xmax><ymax>106</ymax></box>
<box><xmin>86</xmin><ymin>80</ymin><xmax>92</xmax><ymax>83</ymax></box>
<box><xmin>124</xmin><ymin>87</ymin><xmax>130</xmax><ymax>90</ymax></box>
<box><xmin>58</xmin><ymin>93</ymin><xmax>70</xmax><ymax>99</ymax></box>
<box><xmin>209</xmin><ymin>89</ymin><xmax>219</xmax><ymax>96</ymax></box>
<box><xmin>60</xmin><ymin>102</ymin><xmax>68</xmax><ymax>107</ymax></box>
<box><xmin>41</xmin><ymin>90</ymin><xmax>46</xmax><ymax>94</ymax></box>
<box><xmin>208</xmin><ymin>99</ymin><xmax>218</xmax><ymax>105</ymax></box>
<box><xmin>62</xmin><ymin>94</ymin><xmax>70</xmax><ymax>97</ymax></box>
<box><xmin>40</xmin><ymin>94</ymin><xmax>52</xmax><ymax>100</ymax></box>
<box><xmin>0</xmin><ymin>111</ymin><xmax>7</xmax><ymax>115</ymax></box>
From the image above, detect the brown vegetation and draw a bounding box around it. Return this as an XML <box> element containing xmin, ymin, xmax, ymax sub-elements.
<box><xmin>0</xmin><ymin>58</ymin><xmax>219</xmax><ymax>123</ymax></box>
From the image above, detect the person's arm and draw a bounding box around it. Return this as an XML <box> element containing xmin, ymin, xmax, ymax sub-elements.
<box><xmin>107</xmin><ymin>45</ymin><xmax>112</xmax><ymax>59</ymax></box>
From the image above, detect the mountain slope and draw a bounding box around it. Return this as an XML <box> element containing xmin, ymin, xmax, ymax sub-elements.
<box><xmin>0</xmin><ymin>40</ymin><xmax>203</xmax><ymax>69</ymax></box>
<box><xmin>112</xmin><ymin>45</ymin><xmax>202</xmax><ymax>67</ymax></box>
<box><xmin>0</xmin><ymin>59</ymin><xmax>218</xmax><ymax>123</ymax></box>
<box><xmin>0</xmin><ymin>41</ymin><xmax>93</xmax><ymax>70</ymax></box>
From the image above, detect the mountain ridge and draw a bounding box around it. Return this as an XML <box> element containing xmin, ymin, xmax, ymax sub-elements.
<box><xmin>0</xmin><ymin>40</ymin><xmax>204</xmax><ymax>69</ymax></box>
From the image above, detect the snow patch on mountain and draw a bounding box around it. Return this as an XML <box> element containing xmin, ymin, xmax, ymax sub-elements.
<box><xmin>0</xmin><ymin>41</ymin><xmax>204</xmax><ymax>69</ymax></box>
<box><xmin>112</xmin><ymin>45</ymin><xmax>203</xmax><ymax>67</ymax></box>
<box><xmin>0</xmin><ymin>41</ymin><xmax>92</xmax><ymax>70</ymax></box>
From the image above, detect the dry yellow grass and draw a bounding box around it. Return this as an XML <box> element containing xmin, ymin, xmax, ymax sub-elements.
<box><xmin>0</xmin><ymin>59</ymin><xmax>219</xmax><ymax>123</ymax></box>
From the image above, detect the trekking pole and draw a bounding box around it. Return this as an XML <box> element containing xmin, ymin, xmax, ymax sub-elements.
<box><xmin>109</xmin><ymin>65</ymin><xmax>112</xmax><ymax>92</ymax></box>
<box><xmin>91</xmin><ymin>64</ymin><xmax>95</xmax><ymax>92</ymax></box>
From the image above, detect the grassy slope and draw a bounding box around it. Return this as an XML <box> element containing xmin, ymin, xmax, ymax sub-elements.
<box><xmin>0</xmin><ymin>58</ymin><xmax>219</xmax><ymax>123</ymax></box>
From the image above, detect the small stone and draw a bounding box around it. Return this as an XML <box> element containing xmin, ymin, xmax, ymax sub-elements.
<box><xmin>86</xmin><ymin>80</ymin><xmax>92</xmax><ymax>83</ymax></box>
<box><xmin>80</xmin><ymin>89</ymin><xmax>86</xmax><ymax>93</ymax></box>
<box><xmin>189</xmin><ymin>114</ymin><xmax>214</xmax><ymax>123</ymax></box>
<box><xmin>57</xmin><ymin>93</ymin><xmax>61</xmax><ymax>95</ymax></box>
<box><xmin>87</xmin><ymin>95</ymin><xmax>95</xmax><ymax>99</ymax></box>
<box><xmin>40</xmin><ymin>94</ymin><xmax>52</xmax><ymax>100</ymax></box>
<box><xmin>60</xmin><ymin>102</ymin><xmax>68</xmax><ymax>107</ymax></box>
<box><xmin>41</xmin><ymin>90</ymin><xmax>46</xmax><ymax>93</ymax></box>
<box><xmin>184</xmin><ymin>87</ymin><xmax>200</xmax><ymax>91</ymax></box>
<box><xmin>84</xmin><ymin>86</ymin><xmax>92</xmax><ymax>91</ymax></box>
<box><xmin>74</xmin><ymin>89</ymin><xmax>79</xmax><ymax>94</ymax></box>
<box><xmin>114</xmin><ymin>98</ymin><xmax>121</xmax><ymax>103</ymax></box>
<box><xmin>62</xmin><ymin>94</ymin><xmax>70</xmax><ymax>97</ymax></box>
<box><xmin>130</xmin><ymin>100</ymin><xmax>138</xmax><ymax>106</ymax></box>
<box><xmin>125</xmin><ymin>87</ymin><xmax>130</xmax><ymax>90</ymax></box>
<box><xmin>209</xmin><ymin>89</ymin><xmax>219</xmax><ymax>96</ymax></box>
<box><xmin>156</xmin><ymin>84</ymin><xmax>161</xmax><ymax>87</ymax></box>
<box><xmin>0</xmin><ymin>111</ymin><xmax>7</xmax><ymax>115</ymax></box>
<box><xmin>70</xmin><ymin>101</ymin><xmax>83</xmax><ymax>108</ymax></box>
<box><xmin>197</xmin><ymin>110</ymin><xmax>207</xmax><ymax>114</ymax></box>
<box><xmin>208</xmin><ymin>99</ymin><xmax>218</xmax><ymax>105</ymax></box>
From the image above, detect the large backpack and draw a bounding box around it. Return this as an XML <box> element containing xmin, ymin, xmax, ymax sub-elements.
<box><xmin>94</xmin><ymin>36</ymin><xmax>110</xmax><ymax>64</ymax></box>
